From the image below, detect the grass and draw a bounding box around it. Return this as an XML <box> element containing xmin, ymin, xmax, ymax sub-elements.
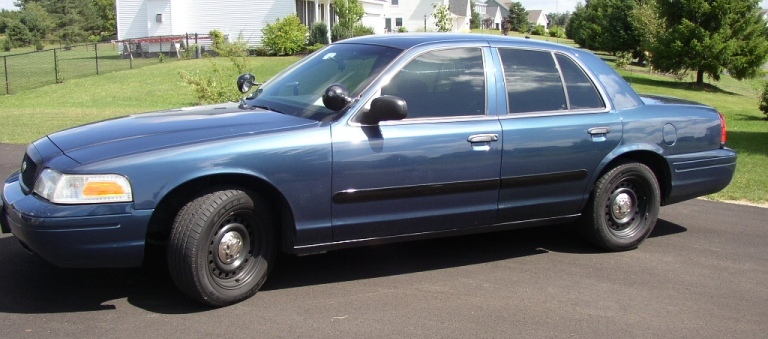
<box><xmin>0</xmin><ymin>40</ymin><xmax>766</xmax><ymax>204</ymax></box>
<box><xmin>0</xmin><ymin>56</ymin><xmax>300</xmax><ymax>142</ymax></box>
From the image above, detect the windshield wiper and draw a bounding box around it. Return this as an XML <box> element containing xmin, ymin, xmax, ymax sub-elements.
<box><xmin>240</xmin><ymin>100</ymin><xmax>283</xmax><ymax>114</ymax></box>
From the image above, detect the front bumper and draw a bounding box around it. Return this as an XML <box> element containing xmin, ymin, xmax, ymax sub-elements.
<box><xmin>2</xmin><ymin>172</ymin><xmax>151</xmax><ymax>268</ymax></box>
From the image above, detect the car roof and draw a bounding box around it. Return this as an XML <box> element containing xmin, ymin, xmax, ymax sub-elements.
<box><xmin>336</xmin><ymin>33</ymin><xmax>575</xmax><ymax>53</ymax></box>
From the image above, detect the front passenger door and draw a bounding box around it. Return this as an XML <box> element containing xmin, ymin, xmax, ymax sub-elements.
<box><xmin>330</xmin><ymin>47</ymin><xmax>503</xmax><ymax>241</ymax></box>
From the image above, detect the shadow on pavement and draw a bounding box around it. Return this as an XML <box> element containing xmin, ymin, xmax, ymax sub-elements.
<box><xmin>0</xmin><ymin>219</ymin><xmax>687</xmax><ymax>314</ymax></box>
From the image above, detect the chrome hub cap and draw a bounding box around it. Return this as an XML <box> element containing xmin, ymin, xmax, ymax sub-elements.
<box><xmin>612</xmin><ymin>192</ymin><xmax>633</xmax><ymax>222</ymax></box>
<box><xmin>218</xmin><ymin>231</ymin><xmax>244</xmax><ymax>265</ymax></box>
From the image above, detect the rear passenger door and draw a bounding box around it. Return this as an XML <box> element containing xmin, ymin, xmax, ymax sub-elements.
<box><xmin>495</xmin><ymin>48</ymin><xmax>622</xmax><ymax>224</ymax></box>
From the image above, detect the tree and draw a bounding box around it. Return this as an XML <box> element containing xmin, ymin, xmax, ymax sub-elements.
<box><xmin>507</xmin><ymin>2</ymin><xmax>528</xmax><ymax>32</ymax></box>
<box><xmin>332</xmin><ymin>0</ymin><xmax>364</xmax><ymax>32</ymax></box>
<box><xmin>432</xmin><ymin>3</ymin><xmax>452</xmax><ymax>32</ymax></box>
<box><xmin>19</xmin><ymin>2</ymin><xmax>53</xmax><ymax>40</ymax></box>
<box><xmin>565</xmin><ymin>0</ymin><xmax>642</xmax><ymax>57</ymax></box>
<box><xmin>650</xmin><ymin>0</ymin><xmax>768</xmax><ymax>85</ymax></box>
<box><xmin>547</xmin><ymin>12</ymin><xmax>570</xmax><ymax>27</ymax></box>
<box><xmin>470</xmin><ymin>1</ymin><xmax>482</xmax><ymax>29</ymax></box>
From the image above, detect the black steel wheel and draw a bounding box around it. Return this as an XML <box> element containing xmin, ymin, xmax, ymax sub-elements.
<box><xmin>167</xmin><ymin>189</ymin><xmax>274</xmax><ymax>307</ymax></box>
<box><xmin>580</xmin><ymin>161</ymin><xmax>660</xmax><ymax>251</ymax></box>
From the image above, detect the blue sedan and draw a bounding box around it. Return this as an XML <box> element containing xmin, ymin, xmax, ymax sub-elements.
<box><xmin>1</xmin><ymin>34</ymin><xmax>736</xmax><ymax>306</ymax></box>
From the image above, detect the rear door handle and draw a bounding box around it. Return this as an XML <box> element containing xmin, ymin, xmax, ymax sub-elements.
<box><xmin>588</xmin><ymin>127</ymin><xmax>611</xmax><ymax>135</ymax></box>
<box><xmin>467</xmin><ymin>134</ymin><xmax>499</xmax><ymax>143</ymax></box>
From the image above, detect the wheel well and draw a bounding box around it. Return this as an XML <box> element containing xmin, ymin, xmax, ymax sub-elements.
<box><xmin>144</xmin><ymin>174</ymin><xmax>293</xmax><ymax>262</ymax></box>
<box><xmin>599</xmin><ymin>151</ymin><xmax>671</xmax><ymax>204</ymax></box>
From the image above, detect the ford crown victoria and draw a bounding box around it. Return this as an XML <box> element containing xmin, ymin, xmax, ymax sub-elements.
<box><xmin>1</xmin><ymin>34</ymin><xmax>736</xmax><ymax>306</ymax></box>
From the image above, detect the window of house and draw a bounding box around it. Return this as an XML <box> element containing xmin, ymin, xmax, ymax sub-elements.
<box><xmin>392</xmin><ymin>0</ymin><xmax>399</xmax><ymax>5</ymax></box>
<box><xmin>395</xmin><ymin>18</ymin><xmax>403</xmax><ymax>27</ymax></box>
<box><xmin>381</xmin><ymin>48</ymin><xmax>486</xmax><ymax>119</ymax></box>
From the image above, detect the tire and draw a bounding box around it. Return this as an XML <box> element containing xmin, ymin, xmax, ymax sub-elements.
<box><xmin>167</xmin><ymin>189</ymin><xmax>274</xmax><ymax>307</ymax></box>
<box><xmin>580</xmin><ymin>161</ymin><xmax>660</xmax><ymax>251</ymax></box>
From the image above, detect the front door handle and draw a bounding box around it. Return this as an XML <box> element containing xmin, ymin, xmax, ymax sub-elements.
<box><xmin>467</xmin><ymin>134</ymin><xmax>499</xmax><ymax>143</ymax></box>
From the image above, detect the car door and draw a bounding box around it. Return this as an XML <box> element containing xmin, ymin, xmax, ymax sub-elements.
<box><xmin>330</xmin><ymin>46</ymin><xmax>503</xmax><ymax>241</ymax></box>
<box><xmin>494</xmin><ymin>48</ymin><xmax>622</xmax><ymax>224</ymax></box>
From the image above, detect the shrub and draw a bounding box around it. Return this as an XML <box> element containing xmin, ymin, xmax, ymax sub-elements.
<box><xmin>352</xmin><ymin>24</ymin><xmax>375</xmax><ymax>37</ymax></box>
<box><xmin>530</xmin><ymin>25</ymin><xmax>546</xmax><ymax>36</ymax></box>
<box><xmin>759</xmin><ymin>81</ymin><xmax>768</xmax><ymax>118</ymax></box>
<box><xmin>548</xmin><ymin>25</ymin><xmax>565</xmax><ymax>38</ymax></box>
<box><xmin>306</xmin><ymin>43</ymin><xmax>325</xmax><ymax>53</ymax></box>
<box><xmin>1</xmin><ymin>38</ymin><xmax>10</xmax><ymax>52</ymax></box>
<box><xmin>308</xmin><ymin>22</ymin><xmax>329</xmax><ymax>45</ymax></box>
<box><xmin>397</xmin><ymin>26</ymin><xmax>408</xmax><ymax>33</ymax></box>
<box><xmin>262</xmin><ymin>15</ymin><xmax>308</xmax><ymax>56</ymax></box>
<box><xmin>614</xmin><ymin>52</ymin><xmax>632</xmax><ymax>69</ymax></box>
<box><xmin>331</xmin><ymin>24</ymin><xmax>352</xmax><ymax>42</ymax></box>
<box><xmin>210</xmin><ymin>29</ymin><xmax>226</xmax><ymax>53</ymax></box>
<box><xmin>34</xmin><ymin>39</ymin><xmax>44</xmax><ymax>51</ymax></box>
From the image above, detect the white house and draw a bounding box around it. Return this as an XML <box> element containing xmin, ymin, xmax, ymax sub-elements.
<box><xmin>115</xmin><ymin>0</ymin><xmax>477</xmax><ymax>52</ymax></box>
<box><xmin>526</xmin><ymin>9</ymin><xmax>548</xmax><ymax>30</ymax></box>
<box><xmin>485</xmin><ymin>0</ymin><xmax>509</xmax><ymax>30</ymax></box>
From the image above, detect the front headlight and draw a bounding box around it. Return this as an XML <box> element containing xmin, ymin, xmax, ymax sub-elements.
<box><xmin>33</xmin><ymin>169</ymin><xmax>133</xmax><ymax>204</ymax></box>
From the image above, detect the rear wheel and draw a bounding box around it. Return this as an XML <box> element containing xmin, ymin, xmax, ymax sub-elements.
<box><xmin>167</xmin><ymin>189</ymin><xmax>274</xmax><ymax>307</ymax></box>
<box><xmin>580</xmin><ymin>162</ymin><xmax>660</xmax><ymax>251</ymax></box>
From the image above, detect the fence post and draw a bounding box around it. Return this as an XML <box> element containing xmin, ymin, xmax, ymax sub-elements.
<box><xmin>3</xmin><ymin>56</ymin><xmax>9</xmax><ymax>95</ymax></box>
<box><xmin>95</xmin><ymin>43</ymin><xmax>100</xmax><ymax>75</ymax></box>
<box><xmin>54</xmin><ymin>48</ymin><xmax>61</xmax><ymax>83</ymax></box>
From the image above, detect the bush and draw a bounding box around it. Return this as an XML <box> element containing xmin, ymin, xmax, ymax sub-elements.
<box><xmin>331</xmin><ymin>24</ymin><xmax>352</xmax><ymax>42</ymax></box>
<box><xmin>614</xmin><ymin>52</ymin><xmax>632</xmax><ymax>69</ymax></box>
<box><xmin>397</xmin><ymin>26</ymin><xmax>408</xmax><ymax>33</ymax></box>
<box><xmin>548</xmin><ymin>25</ymin><xmax>565</xmax><ymax>38</ymax></box>
<box><xmin>530</xmin><ymin>25</ymin><xmax>546</xmax><ymax>36</ymax></box>
<box><xmin>1</xmin><ymin>38</ymin><xmax>10</xmax><ymax>52</ymax></box>
<box><xmin>352</xmin><ymin>24</ymin><xmax>375</xmax><ymax>37</ymax></box>
<box><xmin>210</xmin><ymin>29</ymin><xmax>226</xmax><ymax>53</ymax></box>
<box><xmin>306</xmin><ymin>43</ymin><xmax>325</xmax><ymax>53</ymax></box>
<box><xmin>759</xmin><ymin>81</ymin><xmax>768</xmax><ymax>118</ymax></box>
<box><xmin>308</xmin><ymin>22</ymin><xmax>329</xmax><ymax>45</ymax></box>
<box><xmin>34</xmin><ymin>38</ymin><xmax>44</xmax><ymax>51</ymax></box>
<box><xmin>261</xmin><ymin>15</ymin><xmax>308</xmax><ymax>56</ymax></box>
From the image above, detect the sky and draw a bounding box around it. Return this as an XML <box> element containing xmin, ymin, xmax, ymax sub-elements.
<box><xmin>2</xmin><ymin>0</ymin><xmax>768</xmax><ymax>14</ymax></box>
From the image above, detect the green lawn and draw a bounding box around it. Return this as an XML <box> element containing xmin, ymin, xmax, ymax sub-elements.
<box><xmin>0</xmin><ymin>44</ymin><xmax>766</xmax><ymax>204</ymax></box>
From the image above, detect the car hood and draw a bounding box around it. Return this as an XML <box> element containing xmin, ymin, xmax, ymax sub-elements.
<box><xmin>47</xmin><ymin>103</ymin><xmax>318</xmax><ymax>164</ymax></box>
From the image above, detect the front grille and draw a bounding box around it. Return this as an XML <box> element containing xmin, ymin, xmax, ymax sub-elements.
<box><xmin>20</xmin><ymin>153</ymin><xmax>38</xmax><ymax>192</ymax></box>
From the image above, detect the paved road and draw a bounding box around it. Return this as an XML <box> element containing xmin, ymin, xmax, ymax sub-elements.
<box><xmin>1</xmin><ymin>143</ymin><xmax>767</xmax><ymax>338</ymax></box>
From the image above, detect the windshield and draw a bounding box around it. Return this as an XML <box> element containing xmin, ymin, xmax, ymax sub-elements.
<box><xmin>243</xmin><ymin>43</ymin><xmax>402</xmax><ymax>121</ymax></box>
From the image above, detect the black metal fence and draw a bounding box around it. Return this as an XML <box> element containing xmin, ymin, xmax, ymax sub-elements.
<box><xmin>2</xmin><ymin>41</ymin><xmax>189</xmax><ymax>95</ymax></box>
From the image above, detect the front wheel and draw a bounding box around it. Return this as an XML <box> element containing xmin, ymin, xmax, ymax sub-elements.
<box><xmin>167</xmin><ymin>189</ymin><xmax>274</xmax><ymax>307</ymax></box>
<box><xmin>580</xmin><ymin>162</ymin><xmax>660</xmax><ymax>251</ymax></box>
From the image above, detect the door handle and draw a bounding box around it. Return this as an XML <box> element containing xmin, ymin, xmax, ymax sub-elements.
<box><xmin>467</xmin><ymin>134</ymin><xmax>499</xmax><ymax>143</ymax></box>
<box><xmin>588</xmin><ymin>127</ymin><xmax>611</xmax><ymax>135</ymax></box>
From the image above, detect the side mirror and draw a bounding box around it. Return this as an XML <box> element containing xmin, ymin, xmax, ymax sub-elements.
<box><xmin>237</xmin><ymin>73</ymin><xmax>259</xmax><ymax>93</ymax></box>
<box><xmin>360</xmin><ymin>95</ymin><xmax>408</xmax><ymax>125</ymax></box>
<box><xmin>322</xmin><ymin>84</ymin><xmax>352</xmax><ymax>111</ymax></box>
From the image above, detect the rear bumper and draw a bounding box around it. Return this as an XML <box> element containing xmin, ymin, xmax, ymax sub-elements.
<box><xmin>2</xmin><ymin>172</ymin><xmax>151</xmax><ymax>268</ymax></box>
<box><xmin>665</xmin><ymin>148</ymin><xmax>737</xmax><ymax>205</ymax></box>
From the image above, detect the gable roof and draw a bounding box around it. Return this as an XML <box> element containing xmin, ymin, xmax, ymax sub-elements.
<box><xmin>449</xmin><ymin>0</ymin><xmax>470</xmax><ymax>17</ymax></box>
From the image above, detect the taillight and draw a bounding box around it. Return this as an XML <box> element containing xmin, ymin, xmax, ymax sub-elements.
<box><xmin>718</xmin><ymin>111</ymin><xmax>727</xmax><ymax>147</ymax></box>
